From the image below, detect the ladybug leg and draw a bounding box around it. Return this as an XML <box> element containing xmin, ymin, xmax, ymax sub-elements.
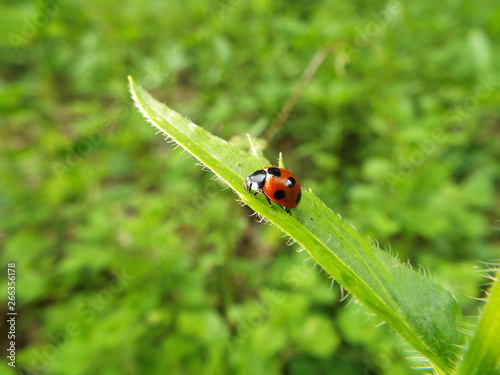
<box><xmin>265</xmin><ymin>195</ymin><xmax>273</xmax><ymax>207</ymax></box>
<box><xmin>283</xmin><ymin>206</ymin><xmax>292</xmax><ymax>215</ymax></box>
<box><xmin>252</xmin><ymin>192</ymin><xmax>259</xmax><ymax>197</ymax></box>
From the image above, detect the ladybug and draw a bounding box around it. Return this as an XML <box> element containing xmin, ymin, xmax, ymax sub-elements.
<box><xmin>244</xmin><ymin>166</ymin><xmax>302</xmax><ymax>215</ymax></box>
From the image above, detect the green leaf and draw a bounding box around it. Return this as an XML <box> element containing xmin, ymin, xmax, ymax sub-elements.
<box><xmin>458</xmin><ymin>267</ymin><xmax>500</xmax><ymax>375</ymax></box>
<box><xmin>128</xmin><ymin>76</ymin><xmax>464</xmax><ymax>373</ymax></box>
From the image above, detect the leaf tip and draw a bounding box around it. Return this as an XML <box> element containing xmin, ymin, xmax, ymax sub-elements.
<box><xmin>278</xmin><ymin>152</ymin><xmax>285</xmax><ymax>168</ymax></box>
<box><xmin>245</xmin><ymin>133</ymin><xmax>266</xmax><ymax>158</ymax></box>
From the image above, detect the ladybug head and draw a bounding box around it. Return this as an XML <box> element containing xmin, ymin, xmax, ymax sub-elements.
<box><xmin>243</xmin><ymin>169</ymin><xmax>267</xmax><ymax>192</ymax></box>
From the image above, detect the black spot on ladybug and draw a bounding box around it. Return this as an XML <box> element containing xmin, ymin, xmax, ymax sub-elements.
<box><xmin>296</xmin><ymin>191</ymin><xmax>302</xmax><ymax>205</ymax></box>
<box><xmin>273</xmin><ymin>190</ymin><xmax>285</xmax><ymax>200</ymax></box>
<box><xmin>267</xmin><ymin>167</ymin><xmax>281</xmax><ymax>177</ymax></box>
<box><xmin>285</xmin><ymin>177</ymin><xmax>296</xmax><ymax>187</ymax></box>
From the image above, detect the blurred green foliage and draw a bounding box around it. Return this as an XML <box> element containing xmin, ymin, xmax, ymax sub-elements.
<box><xmin>0</xmin><ymin>0</ymin><xmax>499</xmax><ymax>374</ymax></box>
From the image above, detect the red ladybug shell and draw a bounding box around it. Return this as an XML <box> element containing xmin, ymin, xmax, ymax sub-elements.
<box><xmin>244</xmin><ymin>166</ymin><xmax>302</xmax><ymax>214</ymax></box>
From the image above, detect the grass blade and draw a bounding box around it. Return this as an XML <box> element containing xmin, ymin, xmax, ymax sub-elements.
<box><xmin>129</xmin><ymin>76</ymin><xmax>465</xmax><ymax>373</ymax></box>
<box><xmin>458</xmin><ymin>268</ymin><xmax>500</xmax><ymax>375</ymax></box>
